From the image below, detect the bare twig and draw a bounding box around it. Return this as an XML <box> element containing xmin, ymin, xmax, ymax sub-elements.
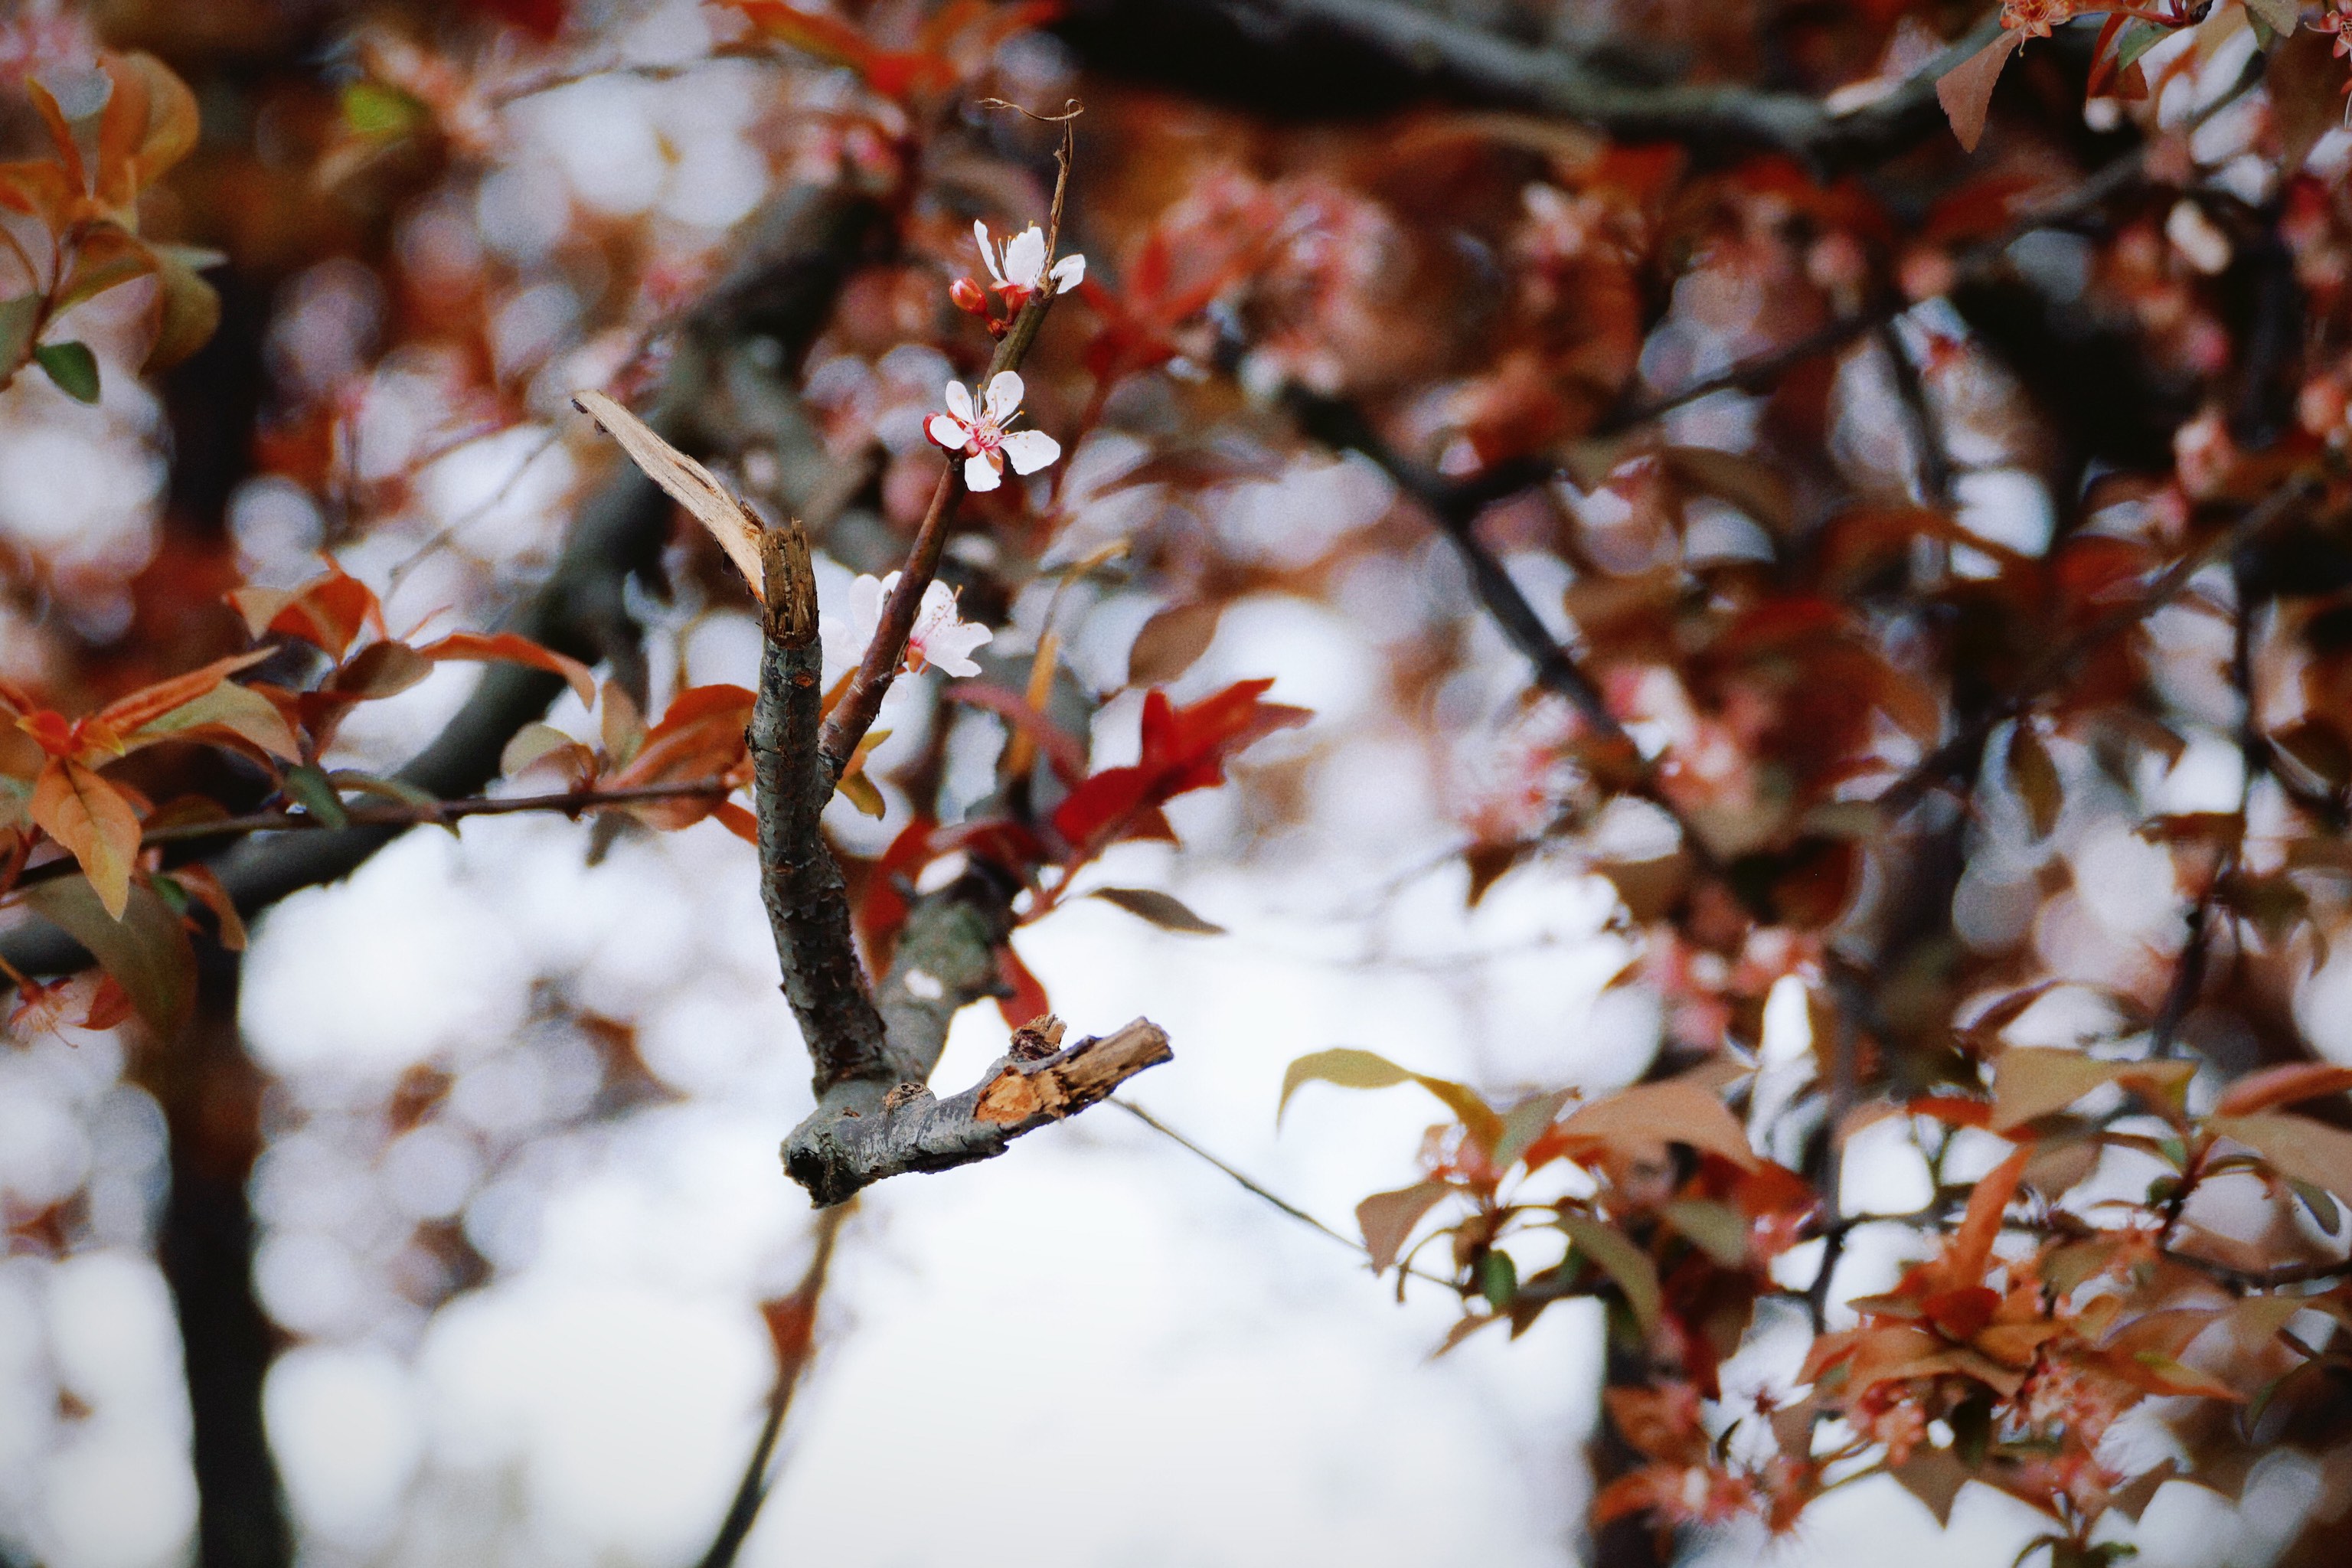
<box><xmin>2</xmin><ymin>779</ymin><xmax>740</xmax><ymax>896</ymax></box>
<box><xmin>815</xmin><ymin>113</ymin><xmax>1079</xmax><ymax>774</ymax></box>
<box><xmin>695</xmin><ymin>1202</ymin><xmax>852</xmax><ymax>1568</ymax></box>
<box><xmin>1288</xmin><ymin>392</ymin><xmax>1727</xmax><ymax>877</ymax></box>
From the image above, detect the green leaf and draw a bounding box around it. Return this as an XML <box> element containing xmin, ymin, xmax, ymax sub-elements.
<box><xmin>1662</xmin><ymin>1198</ymin><xmax>1748</xmax><ymax>1266</ymax></box>
<box><xmin>1279</xmin><ymin>1048</ymin><xmax>1413</xmax><ymax>1118</ymax></box>
<box><xmin>20</xmin><ymin>877</ymin><xmax>195</xmax><ymax>1035</ymax></box>
<box><xmin>283</xmin><ymin>763</ymin><xmax>351</xmax><ymax>829</ymax></box>
<box><xmin>0</xmin><ymin>296</ymin><xmax>39</xmax><ymax>378</ymax></box>
<box><xmin>130</xmin><ymin>681</ymin><xmax>302</xmax><ymax>761</ymax></box>
<box><xmin>341</xmin><ymin>80</ymin><xmax>423</xmax><ymax>137</ymax></box>
<box><xmin>1089</xmin><ymin>886</ymin><xmax>1226</xmax><ymax>935</ymax></box>
<box><xmin>2244</xmin><ymin>0</ymin><xmax>2298</xmax><ymax>38</ymax></box>
<box><xmin>34</xmin><ymin>341</ymin><xmax>100</xmax><ymax>403</ymax></box>
<box><xmin>1558</xmin><ymin>1210</ymin><xmax>1661</xmax><ymax>1335</ymax></box>
<box><xmin>2112</xmin><ymin>21</ymin><xmax>2167</xmax><ymax>77</ymax></box>
<box><xmin>1492</xmin><ymin>1088</ymin><xmax>1575</xmax><ymax>1170</ymax></box>
<box><xmin>1478</xmin><ymin>1249</ymin><xmax>1518</xmax><ymax>1311</ymax></box>
<box><xmin>327</xmin><ymin>771</ymin><xmax>440</xmax><ymax>810</ymax></box>
<box><xmin>1278</xmin><ymin>1048</ymin><xmax>1505</xmax><ymax>1153</ymax></box>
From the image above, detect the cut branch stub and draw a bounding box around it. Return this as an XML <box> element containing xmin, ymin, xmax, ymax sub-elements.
<box><xmin>781</xmin><ymin>1019</ymin><xmax>1174</xmax><ymax>1206</ymax></box>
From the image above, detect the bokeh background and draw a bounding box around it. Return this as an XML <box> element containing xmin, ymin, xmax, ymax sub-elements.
<box><xmin>2</xmin><ymin>1</ymin><xmax>2348</xmax><ymax>1565</ymax></box>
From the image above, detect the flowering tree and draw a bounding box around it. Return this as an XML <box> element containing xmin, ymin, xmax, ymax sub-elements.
<box><xmin>8</xmin><ymin>0</ymin><xmax>2352</xmax><ymax>1566</ymax></box>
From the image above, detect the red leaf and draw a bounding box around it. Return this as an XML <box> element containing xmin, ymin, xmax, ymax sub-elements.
<box><xmin>415</xmin><ymin>631</ymin><xmax>598</xmax><ymax>709</ymax></box>
<box><xmin>80</xmin><ymin>976</ymin><xmax>134</xmax><ymax>1031</ymax></box>
<box><xmin>1051</xmin><ymin>681</ymin><xmax>1309</xmax><ymax>853</ymax></box>
<box><xmin>1922</xmin><ymin>1285</ymin><xmax>2000</xmax><ymax>1343</ymax></box>
<box><xmin>855</xmin><ymin>817</ymin><xmax>936</xmax><ymax>969</ymax></box>
<box><xmin>1936</xmin><ymin>31</ymin><xmax>2023</xmax><ymax>154</ymax></box>
<box><xmin>995</xmin><ymin>942</ymin><xmax>1050</xmax><ymax>1029</ymax></box>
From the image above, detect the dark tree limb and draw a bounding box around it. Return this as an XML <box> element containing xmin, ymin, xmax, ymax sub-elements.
<box><xmin>782</xmin><ymin>1020</ymin><xmax>1173</xmax><ymax>1207</ymax></box>
<box><xmin>753</xmin><ymin>526</ymin><xmax>896</xmax><ymax>1094</ymax></box>
<box><xmin>1063</xmin><ymin>0</ymin><xmax>1996</xmax><ymax>170</ymax></box>
<box><xmin>0</xmin><ymin>182</ymin><xmax>884</xmax><ymax>979</ymax></box>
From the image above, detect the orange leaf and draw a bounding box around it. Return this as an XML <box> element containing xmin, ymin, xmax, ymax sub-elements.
<box><xmin>414</xmin><ymin>632</ymin><xmax>597</xmax><ymax>709</ymax></box>
<box><xmin>1936</xmin><ymin>31</ymin><xmax>2024</xmax><ymax>155</ymax></box>
<box><xmin>92</xmin><ymin>649</ymin><xmax>274</xmax><ymax>738</ymax></box>
<box><xmin>2214</xmin><ymin>1063</ymin><xmax>2352</xmax><ymax>1118</ymax></box>
<box><xmin>602</xmin><ymin>685</ymin><xmax>754</xmax><ymax>828</ymax></box>
<box><xmin>1559</xmin><ymin>1076</ymin><xmax>1759</xmax><ymax>1171</ymax></box>
<box><xmin>2209</xmin><ymin>1112</ymin><xmax>2352</xmax><ymax>1202</ymax></box>
<box><xmin>31</xmin><ymin>758</ymin><xmax>142</xmax><ymax>919</ymax></box>
<box><xmin>229</xmin><ymin>564</ymin><xmax>382</xmax><ymax>660</ymax></box>
<box><xmin>1945</xmin><ymin>1145</ymin><xmax>2027</xmax><ymax>1289</ymax></box>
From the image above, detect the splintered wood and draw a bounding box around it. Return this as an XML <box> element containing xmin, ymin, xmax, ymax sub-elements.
<box><xmin>973</xmin><ymin>1019</ymin><xmax>1173</xmax><ymax>1126</ymax></box>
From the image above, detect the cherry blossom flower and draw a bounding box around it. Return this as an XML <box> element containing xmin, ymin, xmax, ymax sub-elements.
<box><xmin>924</xmin><ymin>371</ymin><xmax>1060</xmax><ymax>492</ymax></box>
<box><xmin>848</xmin><ymin>571</ymin><xmax>992</xmax><ymax>679</ymax></box>
<box><xmin>974</xmin><ymin>220</ymin><xmax>1084</xmax><ymax>302</ymax></box>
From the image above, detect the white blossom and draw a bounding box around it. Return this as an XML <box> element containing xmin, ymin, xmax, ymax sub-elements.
<box><xmin>975</xmin><ymin>220</ymin><xmax>1084</xmax><ymax>299</ymax></box>
<box><xmin>923</xmin><ymin>371</ymin><xmax>1060</xmax><ymax>492</ymax></box>
<box><xmin>848</xmin><ymin>571</ymin><xmax>992</xmax><ymax>679</ymax></box>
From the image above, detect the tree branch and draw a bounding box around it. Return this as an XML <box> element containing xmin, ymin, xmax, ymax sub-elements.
<box><xmin>781</xmin><ymin>1018</ymin><xmax>1174</xmax><ymax>1207</ymax></box>
<box><xmin>1287</xmin><ymin>390</ymin><xmax>1729</xmax><ymax>876</ymax></box>
<box><xmin>1065</xmin><ymin>0</ymin><xmax>1996</xmax><ymax>169</ymax></box>
<box><xmin>753</xmin><ymin>525</ymin><xmax>896</xmax><ymax>1094</ymax></box>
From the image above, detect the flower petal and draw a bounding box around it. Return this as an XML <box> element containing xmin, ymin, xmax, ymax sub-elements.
<box><xmin>1000</xmin><ymin>428</ymin><xmax>1061</xmax><ymax>475</ymax></box>
<box><xmin>1001</xmin><ymin>225</ymin><xmax>1047</xmax><ymax>288</ymax></box>
<box><xmin>973</xmin><ymin>220</ymin><xmax>1004</xmax><ymax>286</ymax></box>
<box><xmin>925</xmin><ymin>412</ymin><xmax>972</xmax><ymax>450</ymax></box>
<box><xmin>848</xmin><ymin>573</ymin><xmax>889</xmax><ymax>646</ymax></box>
<box><xmin>982</xmin><ymin>371</ymin><xmax>1024</xmax><ymax>423</ymax></box>
<box><xmin>964</xmin><ymin>451</ymin><xmax>1002</xmax><ymax>492</ymax></box>
<box><xmin>926</xmin><ymin>622</ymin><xmax>992</xmax><ymax>679</ymax></box>
<box><xmin>942</xmin><ymin>379</ymin><xmax>974</xmax><ymax>423</ymax></box>
<box><xmin>1049</xmin><ymin>253</ymin><xmax>1086</xmax><ymax>293</ymax></box>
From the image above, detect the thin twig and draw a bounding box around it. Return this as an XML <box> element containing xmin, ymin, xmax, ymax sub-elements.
<box><xmin>695</xmin><ymin>1202</ymin><xmax>853</xmax><ymax>1568</ymax></box>
<box><xmin>1109</xmin><ymin>1098</ymin><xmax>1458</xmax><ymax>1289</ymax></box>
<box><xmin>1289</xmin><ymin>393</ymin><xmax>1727</xmax><ymax>879</ymax></box>
<box><xmin>4</xmin><ymin>778</ymin><xmax>740</xmax><ymax>895</ymax></box>
<box><xmin>813</xmin><ymin>110</ymin><xmax>1079</xmax><ymax>773</ymax></box>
